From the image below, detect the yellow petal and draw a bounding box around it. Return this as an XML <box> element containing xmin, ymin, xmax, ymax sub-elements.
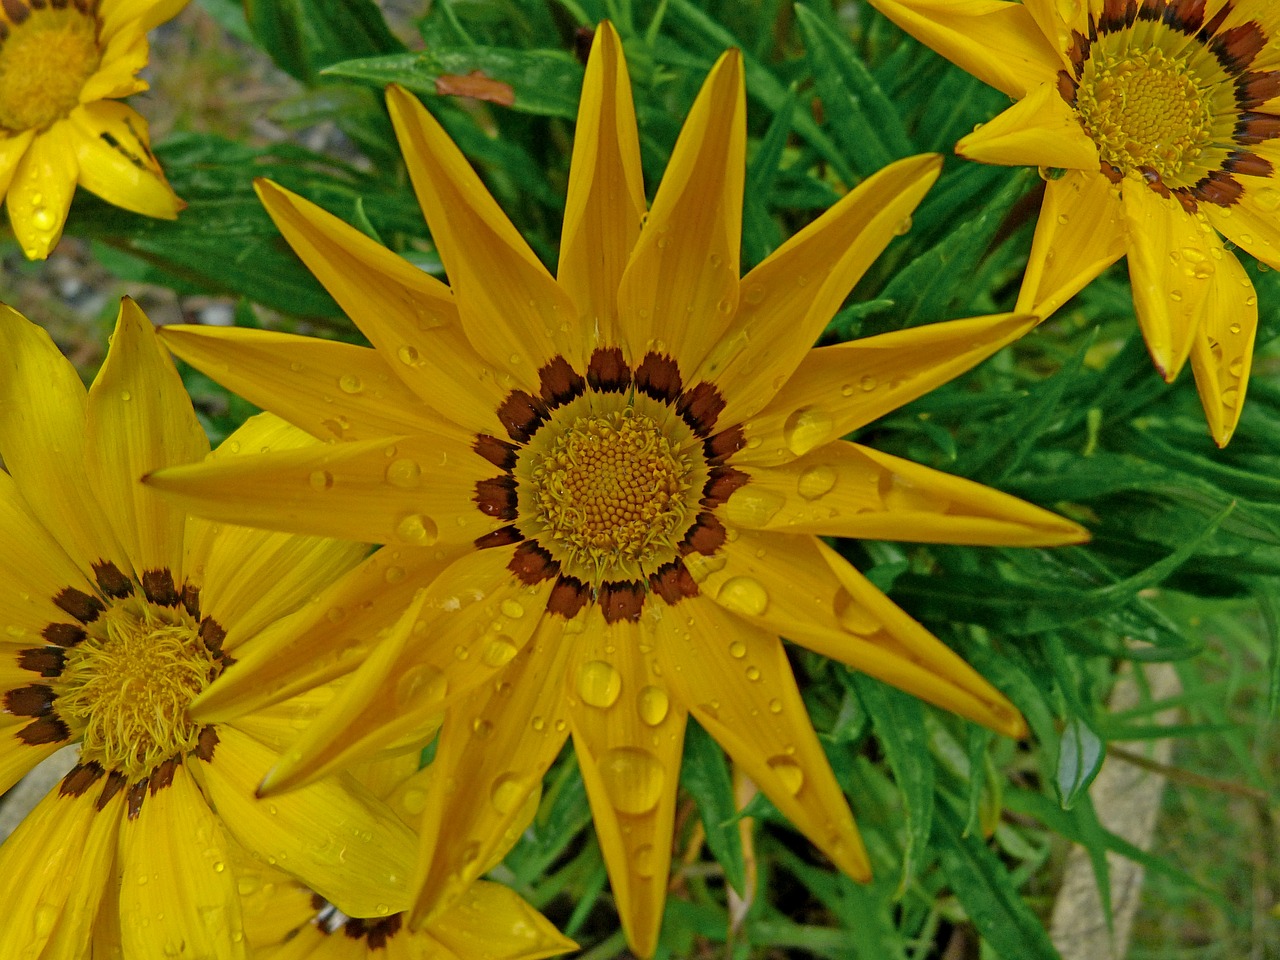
<box><xmin>79</xmin><ymin>29</ymin><xmax>149</xmax><ymax>102</ymax></box>
<box><xmin>0</xmin><ymin>787</ymin><xmax>120</xmax><ymax>959</ymax></box>
<box><xmin>230</xmin><ymin>848</ymin><xmax>317</xmax><ymax>950</ymax></box>
<box><xmin>691</xmin><ymin>531</ymin><xmax>1027</xmax><ymax>736</ymax></box>
<box><xmin>260</xmin><ymin>551</ymin><xmax>553</xmax><ymax>794</ymax></box>
<box><xmin>0</xmin><ymin>129</ymin><xmax>34</xmax><ymax>197</ymax></box>
<box><xmin>145</xmin><ymin>429</ymin><xmax>496</xmax><ymax>546</ymax></box>
<box><xmin>654</xmin><ymin>597</ymin><xmax>871</xmax><ymax>882</ymax></box>
<box><xmin>412</xmin><ymin>616</ymin><xmax>573</xmax><ymax>924</ymax></box>
<box><xmin>431</xmin><ymin>881</ymin><xmax>577</xmax><ymax>960</ymax></box>
<box><xmin>723</xmin><ymin>440</ymin><xmax>1088</xmax><ymax>545</ymax></box>
<box><xmin>956</xmin><ymin>80</ymin><xmax>1098</xmax><ymax>170</ymax></box>
<box><xmin>0</xmin><ymin>730</ymin><xmax>61</xmax><ymax>795</ymax></box>
<box><xmin>71</xmin><ymin>101</ymin><xmax>182</xmax><ymax>219</ymax></box>
<box><xmin>616</xmin><ymin>50</ymin><xmax>744</xmax><ymax>372</ymax></box>
<box><xmin>865</xmin><ymin>0</ymin><xmax>1060</xmax><ymax>98</ymax></box>
<box><xmin>6</xmin><ymin>121</ymin><xmax>77</xmax><ymax>259</ymax></box>
<box><xmin>1016</xmin><ymin>169</ymin><xmax>1125</xmax><ymax>318</ymax></box>
<box><xmin>230</xmin><ymin>685</ymin><xmax>338</xmax><ymax>755</ymax></box>
<box><xmin>254</xmin><ymin>179</ymin><xmax>505</xmax><ymax>433</ymax></box>
<box><xmin>199</xmin><ymin>727</ymin><xmax>417</xmax><ymax>917</ymax></box>
<box><xmin>159</xmin><ymin>325</ymin><xmax>445</xmax><ymax>442</ymax></box>
<box><xmin>567</xmin><ymin>612</ymin><xmax>686</xmax><ymax>957</ymax></box>
<box><xmin>190</xmin><ymin>543</ymin><xmax>457</xmax><ymax>722</ymax></box>
<box><xmin>557</xmin><ymin>21</ymin><xmax>646</xmax><ymax>359</ymax></box>
<box><xmin>702</xmin><ymin>153</ymin><xmax>942</xmax><ymax>424</ymax></box>
<box><xmin>1205</xmin><ymin>190</ymin><xmax>1280</xmax><ymax>271</ymax></box>
<box><xmin>738</xmin><ymin>312</ymin><xmax>1037</xmax><ymax>467</ymax></box>
<box><xmin>1122</xmin><ymin>183</ymin><xmax>1217</xmax><ymax>381</ymax></box>
<box><xmin>0</xmin><ymin>305</ymin><xmax>130</xmax><ymax>576</ymax></box>
<box><xmin>1188</xmin><ymin>248</ymin><xmax>1258</xmax><ymax>447</ymax></box>
<box><xmin>118</xmin><ymin>764</ymin><xmax>248</xmax><ymax>960</ymax></box>
<box><xmin>85</xmin><ymin>298</ymin><xmax>208</xmax><ymax>582</ymax></box>
<box><xmin>385</xmin><ymin>86</ymin><xmax>574</xmax><ymax>386</ymax></box>
<box><xmin>100</xmin><ymin>0</ymin><xmax>188</xmax><ymax>37</ymax></box>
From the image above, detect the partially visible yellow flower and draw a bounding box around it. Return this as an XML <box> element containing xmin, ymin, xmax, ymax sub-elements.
<box><xmin>868</xmin><ymin>0</ymin><xmax>1280</xmax><ymax>445</ymax></box>
<box><xmin>0</xmin><ymin>301</ymin><xmax>414</xmax><ymax>958</ymax></box>
<box><xmin>0</xmin><ymin>0</ymin><xmax>185</xmax><ymax>259</ymax></box>
<box><xmin>146</xmin><ymin>23</ymin><xmax>1087</xmax><ymax>957</ymax></box>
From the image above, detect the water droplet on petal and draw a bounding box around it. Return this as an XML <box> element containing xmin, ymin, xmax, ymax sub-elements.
<box><xmin>397</xmin><ymin>345</ymin><xmax>421</xmax><ymax>365</ymax></box>
<box><xmin>599</xmin><ymin>747</ymin><xmax>665</xmax><ymax>814</ymax></box>
<box><xmin>797</xmin><ymin>465</ymin><xmax>838</xmax><ymax>501</ymax></box>
<box><xmin>490</xmin><ymin>774</ymin><xmax>524</xmax><ymax>814</ymax></box>
<box><xmin>723</xmin><ymin>487</ymin><xmax>786</xmax><ymax>527</ymax></box>
<box><xmin>1222</xmin><ymin>386</ymin><xmax>1240</xmax><ymax>408</ymax></box>
<box><xmin>743</xmin><ymin>285</ymin><xmax>765</xmax><ymax>305</ymax></box>
<box><xmin>745</xmin><ymin>665</ymin><xmax>761</xmax><ymax>681</ymax></box>
<box><xmin>483</xmin><ymin>635</ymin><xmax>518</xmax><ymax>667</ymax></box>
<box><xmin>500</xmin><ymin>599</ymin><xmax>525</xmax><ymax>619</ymax></box>
<box><xmin>728</xmin><ymin>640</ymin><xmax>747</xmax><ymax>659</ymax></box>
<box><xmin>385</xmin><ymin>458</ymin><xmax>421</xmax><ymax>489</ymax></box>
<box><xmin>31</xmin><ymin>206</ymin><xmax>55</xmax><ymax>231</ymax></box>
<box><xmin>396</xmin><ymin>513</ymin><xmax>438</xmax><ymax>545</ymax></box>
<box><xmin>782</xmin><ymin>406</ymin><xmax>833</xmax><ymax>457</ymax></box>
<box><xmin>633</xmin><ymin>843</ymin><xmax>657</xmax><ymax>878</ymax></box>
<box><xmin>638</xmin><ymin>686</ymin><xmax>669</xmax><ymax>726</ymax></box>
<box><xmin>338</xmin><ymin>374</ymin><xmax>363</xmax><ymax>394</ymax></box>
<box><xmin>767</xmin><ymin>755</ymin><xmax>805</xmax><ymax>795</ymax></box>
<box><xmin>384</xmin><ymin>566</ymin><xmax>406</xmax><ymax>584</ymax></box>
<box><xmin>768</xmin><ymin>698</ymin><xmax>783</xmax><ymax>714</ymax></box>
<box><xmin>120</xmin><ymin>389</ymin><xmax>132</xmax><ymax>402</ymax></box>
<box><xmin>471</xmin><ymin>718</ymin><xmax>493</xmax><ymax>739</ymax></box>
<box><xmin>578</xmin><ymin>660</ymin><xmax>622</xmax><ymax>708</ymax></box>
<box><xmin>309</xmin><ymin>470</ymin><xmax>334</xmax><ymax>491</ymax></box>
<box><xmin>396</xmin><ymin>664</ymin><xmax>446</xmax><ymax>708</ymax></box>
<box><xmin>716</xmin><ymin>577</ymin><xmax>769</xmax><ymax>616</ymax></box>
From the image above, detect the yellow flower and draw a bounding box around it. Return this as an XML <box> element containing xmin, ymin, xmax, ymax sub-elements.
<box><xmin>146</xmin><ymin>23</ymin><xmax>1087</xmax><ymax>956</ymax></box>
<box><xmin>239</xmin><ymin>757</ymin><xmax>575</xmax><ymax>960</ymax></box>
<box><xmin>866</xmin><ymin>0</ymin><xmax>1280</xmax><ymax>446</ymax></box>
<box><xmin>0</xmin><ymin>0</ymin><xmax>185</xmax><ymax>259</ymax></box>
<box><xmin>0</xmin><ymin>301</ymin><xmax>416</xmax><ymax>958</ymax></box>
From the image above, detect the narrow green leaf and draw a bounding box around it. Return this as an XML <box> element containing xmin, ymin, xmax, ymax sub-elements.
<box><xmin>245</xmin><ymin>0</ymin><xmax>404</xmax><ymax>84</ymax></box>
<box><xmin>680</xmin><ymin>720</ymin><xmax>748</xmax><ymax>894</ymax></box>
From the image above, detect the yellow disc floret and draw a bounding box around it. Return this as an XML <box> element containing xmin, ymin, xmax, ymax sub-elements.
<box><xmin>54</xmin><ymin>600</ymin><xmax>220</xmax><ymax>781</ymax></box>
<box><xmin>528</xmin><ymin>408</ymin><xmax>695</xmax><ymax>582</ymax></box>
<box><xmin>0</xmin><ymin>7</ymin><xmax>102</xmax><ymax>132</ymax></box>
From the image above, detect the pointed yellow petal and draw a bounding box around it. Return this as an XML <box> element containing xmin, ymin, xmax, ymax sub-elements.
<box><xmin>0</xmin><ymin>788</ymin><xmax>119</xmax><ymax>959</ymax></box>
<box><xmin>432</xmin><ymin>881</ymin><xmax>577</xmax><ymax>960</ymax></box>
<box><xmin>557</xmin><ymin>21</ymin><xmax>646</xmax><ymax>359</ymax></box>
<box><xmin>118</xmin><ymin>764</ymin><xmax>247</xmax><ymax>960</ymax></box>
<box><xmin>190</xmin><ymin>544</ymin><xmax>457</xmax><ymax>721</ymax></box>
<box><xmin>686</xmin><ymin>530</ymin><xmax>1027</xmax><ymax>737</ymax></box>
<box><xmin>1205</xmin><ymin>190</ymin><xmax>1280</xmax><ymax>271</ymax></box>
<box><xmin>145</xmin><ymin>430</ymin><xmax>496</xmax><ymax>546</ymax></box>
<box><xmin>85</xmin><ymin>299</ymin><xmax>208</xmax><ymax>582</ymax></box>
<box><xmin>71</xmin><ymin>101</ymin><xmax>182</xmax><ymax>219</ymax></box>
<box><xmin>159</xmin><ymin>325</ymin><xmax>446</xmax><ymax>442</ymax></box>
<box><xmin>386</xmin><ymin>86</ymin><xmax>575</xmax><ymax>384</ymax></box>
<box><xmin>956</xmin><ymin>81</ymin><xmax>1098</xmax><ymax>170</ymax></box>
<box><xmin>259</xmin><ymin>550</ymin><xmax>553</xmax><ymax>794</ymax></box>
<box><xmin>654</xmin><ymin>597</ymin><xmax>871</xmax><ymax>882</ymax></box>
<box><xmin>616</xmin><ymin>50</ymin><xmax>744</xmax><ymax>372</ymax></box>
<box><xmin>200</xmin><ymin>727</ymin><xmax>417</xmax><ymax>917</ymax></box>
<box><xmin>738</xmin><ymin>312</ymin><xmax>1037</xmax><ymax>467</ymax></box>
<box><xmin>865</xmin><ymin>0</ymin><xmax>1060</xmax><ymax>98</ymax></box>
<box><xmin>412</xmin><ymin>617</ymin><xmax>573</xmax><ymax>924</ymax></box>
<box><xmin>1123</xmin><ymin>183</ymin><xmax>1217</xmax><ymax>381</ymax></box>
<box><xmin>566</xmin><ymin>613</ymin><xmax>686</xmax><ymax>957</ymax></box>
<box><xmin>1016</xmin><ymin>169</ymin><xmax>1125</xmax><ymax>318</ymax></box>
<box><xmin>723</xmin><ymin>440</ymin><xmax>1087</xmax><ymax>545</ymax></box>
<box><xmin>6</xmin><ymin>122</ymin><xmax>77</xmax><ymax>259</ymax></box>
<box><xmin>254</xmin><ymin>179</ymin><xmax>506</xmax><ymax>433</ymax></box>
<box><xmin>79</xmin><ymin>28</ymin><xmax>148</xmax><ymax>102</ymax></box>
<box><xmin>100</xmin><ymin>0</ymin><xmax>187</xmax><ymax>37</ymax></box>
<box><xmin>229</xmin><ymin>685</ymin><xmax>338</xmax><ymax>755</ymax></box>
<box><xmin>1189</xmin><ymin>248</ymin><xmax>1258</xmax><ymax>447</ymax></box>
<box><xmin>0</xmin><ymin>305</ymin><xmax>130</xmax><ymax>576</ymax></box>
<box><xmin>703</xmin><ymin>153</ymin><xmax>942</xmax><ymax>424</ymax></box>
<box><xmin>0</xmin><ymin>731</ymin><xmax>61</xmax><ymax>795</ymax></box>
<box><xmin>0</xmin><ymin>129</ymin><xmax>34</xmax><ymax>197</ymax></box>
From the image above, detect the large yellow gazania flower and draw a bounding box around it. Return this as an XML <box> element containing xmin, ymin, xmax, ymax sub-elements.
<box><xmin>147</xmin><ymin>24</ymin><xmax>1087</xmax><ymax>956</ymax></box>
<box><xmin>0</xmin><ymin>0</ymin><xmax>184</xmax><ymax>259</ymax></box>
<box><xmin>867</xmin><ymin>0</ymin><xmax>1280</xmax><ymax>446</ymax></box>
<box><xmin>0</xmin><ymin>302</ymin><xmax>415</xmax><ymax>958</ymax></box>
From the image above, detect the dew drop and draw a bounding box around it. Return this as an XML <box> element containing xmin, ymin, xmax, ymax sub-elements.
<box><xmin>1222</xmin><ymin>386</ymin><xmax>1240</xmax><ymax>408</ymax></box>
<box><xmin>728</xmin><ymin>640</ymin><xmax>747</xmax><ymax>659</ymax></box>
<box><xmin>500</xmin><ymin>598</ymin><xmax>525</xmax><ymax>619</ymax></box>
<box><xmin>483</xmin><ymin>635</ymin><xmax>519</xmax><ymax>668</ymax></box>
<box><xmin>797</xmin><ymin>464</ymin><xmax>838</xmax><ymax>501</ymax></box>
<box><xmin>384</xmin><ymin>566</ymin><xmax>406</xmax><ymax>584</ymax></box>
<box><xmin>578</xmin><ymin>660</ymin><xmax>622</xmax><ymax>709</ymax></box>
<box><xmin>767</xmin><ymin>755</ymin><xmax>805</xmax><ymax>795</ymax></box>
<box><xmin>395</xmin><ymin>513</ymin><xmax>439</xmax><ymax>545</ymax></box>
<box><xmin>1253</xmin><ymin>187</ymin><xmax>1280</xmax><ymax>212</ymax></box>
<box><xmin>309</xmin><ymin>470</ymin><xmax>334</xmax><ymax>491</ymax></box>
<box><xmin>743</xmin><ymin>285</ymin><xmax>765</xmax><ymax>305</ymax></box>
<box><xmin>400</xmin><ymin>787</ymin><xmax>427</xmax><ymax>815</ymax></box>
<box><xmin>486</xmin><ymin>773</ymin><xmax>525</xmax><ymax>815</ymax></box>
<box><xmin>395</xmin><ymin>664</ymin><xmax>446</xmax><ymax>708</ymax></box>
<box><xmin>471</xmin><ymin>718</ymin><xmax>493</xmax><ymax>739</ymax></box>
<box><xmin>638</xmin><ymin>685</ymin><xmax>669</xmax><ymax>726</ymax></box>
<box><xmin>31</xmin><ymin>206</ymin><xmax>55</xmax><ymax>232</ymax></box>
<box><xmin>893</xmin><ymin>215</ymin><xmax>913</xmax><ymax>236</ymax></box>
<box><xmin>716</xmin><ymin>576</ymin><xmax>770</xmax><ymax>616</ymax></box>
<box><xmin>338</xmin><ymin>374</ymin><xmax>363</xmax><ymax>395</ymax></box>
<box><xmin>384</xmin><ymin>458</ymin><xmax>422</xmax><ymax>489</ymax></box>
<box><xmin>782</xmin><ymin>406</ymin><xmax>833</xmax><ymax>456</ymax></box>
<box><xmin>397</xmin><ymin>345</ymin><xmax>421</xmax><ymax>365</ymax></box>
<box><xmin>1228</xmin><ymin>358</ymin><xmax>1244</xmax><ymax>377</ymax></box>
<box><xmin>723</xmin><ymin>487</ymin><xmax>786</xmax><ymax>526</ymax></box>
<box><xmin>768</xmin><ymin>698</ymin><xmax>783</xmax><ymax>714</ymax></box>
<box><xmin>633</xmin><ymin>843</ymin><xmax>657</xmax><ymax>878</ymax></box>
<box><xmin>120</xmin><ymin>389</ymin><xmax>132</xmax><ymax>402</ymax></box>
<box><xmin>1169</xmin><ymin>289</ymin><xmax>1183</xmax><ymax>303</ymax></box>
<box><xmin>599</xmin><ymin>747</ymin><xmax>665</xmax><ymax>814</ymax></box>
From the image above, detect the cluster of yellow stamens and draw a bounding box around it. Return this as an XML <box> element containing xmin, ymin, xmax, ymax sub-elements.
<box><xmin>54</xmin><ymin>600</ymin><xmax>220</xmax><ymax>781</ymax></box>
<box><xmin>0</xmin><ymin>6</ymin><xmax>101</xmax><ymax>132</ymax></box>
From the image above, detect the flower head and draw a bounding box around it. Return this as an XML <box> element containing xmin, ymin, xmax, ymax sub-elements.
<box><xmin>868</xmin><ymin>0</ymin><xmax>1280</xmax><ymax>445</ymax></box>
<box><xmin>0</xmin><ymin>0</ymin><xmax>185</xmax><ymax>259</ymax></box>
<box><xmin>0</xmin><ymin>301</ymin><xmax>414</xmax><ymax>957</ymax></box>
<box><xmin>146</xmin><ymin>23</ymin><xmax>1087</xmax><ymax>956</ymax></box>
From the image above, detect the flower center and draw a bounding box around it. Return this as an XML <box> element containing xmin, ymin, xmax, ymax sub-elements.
<box><xmin>53</xmin><ymin>600</ymin><xmax>221</xmax><ymax>781</ymax></box>
<box><xmin>522</xmin><ymin>405</ymin><xmax>699</xmax><ymax>583</ymax></box>
<box><xmin>0</xmin><ymin>6</ymin><xmax>102</xmax><ymax>132</ymax></box>
<box><xmin>1073</xmin><ymin>39</ymin><xmax>1235</xmax><ymax>189</ymax></box>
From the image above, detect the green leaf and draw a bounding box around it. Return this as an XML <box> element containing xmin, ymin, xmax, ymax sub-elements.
<box><xmin>245</xmin><ymin>0</ymin><xmax>404</xmax><ymax>83</ymax></box>
<box><xmin>1056</xmin><ymin>713</ymin><xmax>1104</xmax><ymax>809</ymax></box>
<box><xmin>680</xmin><ymin>720</ymin><xmax>748</xmax><ymax>894</ymax></box>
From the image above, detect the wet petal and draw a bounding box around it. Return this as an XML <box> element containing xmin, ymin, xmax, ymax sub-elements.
<box><xmin>654</xmin><ymin>597</ymin><xmax>871</xmax><ymax>881</ymax></box>
<box><xmin>254</xmin><ymin>179</ymin><xmax>505</xmax><ymax>433</ymax></box>
<box><xmin>71</xmin><ymin>101</ymin><xmax>182</xmax><ymax>219</ymax></box>
<box><xmin>6</xmin><ymin>121</ymin><xmax>77</xmax><ymax>259</ymax></box>
<box><xmin>723</xmin><ymin>440</ymin><xmax>1087</xmax><ymax>545</ymax></box>
<box><xmin>737</xmin><ymin>312</ymin><xmax>1037</xmax><ymax>467</ymax></box>
<box><xmin>616</xmin><ymin>50</ymin><xmax>744</xmax><ymax>372</ymax></box>
<box><xmin>0</xmin><ymin>129</ymin><xmax>34</xmax><ymax>197</ymax></box>
<box><xmin>865</xmin><ymin>0</ymin><xmax>1060</xmax><ymax>98</ymax></box>
<box><xmin>85</xmin><ymin>299</ymin><xmax>208</xmax><ymax>582</ymax></box>
<box><xmin>386</xmin><ymin>86</ymin><xmax>574</xmax><ymax>386</ymax></box>
<box><xmin>200</xmin><ymin>727</ymin><xmax>417</xmax><ymax>917</ymax></box>
<box><xmin>956</xmin><ymin>80</ymin><xmax>1098</xmax><ymax>170</ymax></box>
<box><xmin>567</xmin><ymin>612</ymin><xmax>687</xmax><ymax>957</ymax></box>
<box><xmin>557</xmin><ymin>21</ymin><xmax>646</xmax><ymax>359</ymax></box>
<box><xmin>1205</xmin><ymin>190</ymin><xmax>1280</xmax><ymax>271</ymax></box>
<box><xmin>432</xmin><ymin>881</ymin><xmax>577</xmax><ymax>960</ymax></box>
<box><xmin>1188</xmin><ymin>248</ymin><xmax>1258</xmax><ymax>447</ymax></box>
<box><xmin>703</xmin><ymin>153</ymin><xmax>942</xmax><ymax>424</ymax></box>
<box><xmin>1016</xmin><ymin>169</ymin><xmax>1125</xmax><ymax>318</ymax></box>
